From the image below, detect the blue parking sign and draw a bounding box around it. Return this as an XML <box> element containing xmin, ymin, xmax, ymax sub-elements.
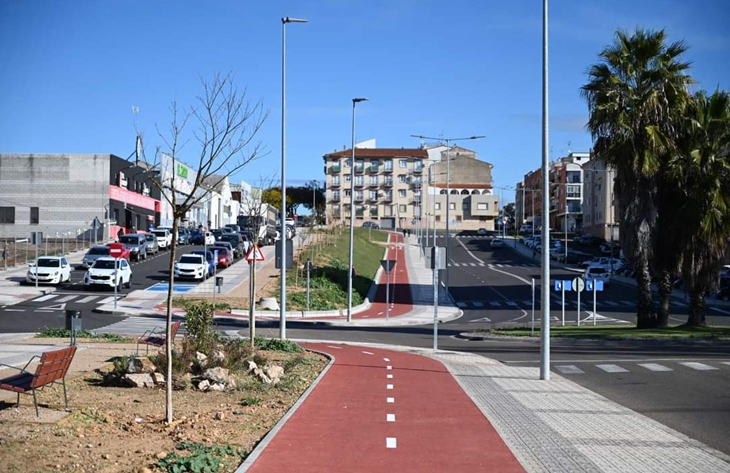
<box><xmin>554</xmin><ymin>280</ymin><xmax>572</xmax><ymax>291</ymax></box>
<box><xmin>585</xmin><ymin>280</ymin><xmax>604</xmax><ymax>291</ymax></box>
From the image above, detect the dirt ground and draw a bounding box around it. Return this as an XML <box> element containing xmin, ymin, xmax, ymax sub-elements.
<box><xmin>0</xmin><ymin>338</ymin><xmax>327</xmax><ymax>473</ymax></box>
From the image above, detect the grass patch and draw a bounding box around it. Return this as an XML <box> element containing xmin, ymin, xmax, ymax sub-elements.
<box><xmin>35</xmin><ymin>327</ymin><xmax>132</xmax><ymax>342</ymax></box>
<box><xmin>487</xmin><ymin>324</ymin><xmax>730</xmax><ymax>340</ymax></box>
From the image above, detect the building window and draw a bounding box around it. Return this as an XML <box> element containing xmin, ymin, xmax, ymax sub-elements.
<box><xmin>399</xmin><ymin>159</ymin><xmax>408</xmax><ymax>168</ymax></box>
<box><xmin>333</xmin><ymin>191</ymin><xmax>340</xmax><ymax>200</ymax></box>
<box><xmin>355</xmin><ymin>176</ymin><xmax>364</xmax><ymax>186</ymax></box>
<box><xmin>344</xmin><ymin>190</ymin><xmax>351</xmax><ymax>197</ymax></box>
<box><xmin>332</xmin><ymin>177</ymin><xmax>340</xmax><ymax>186</ymax></box>
<box><xmin>345</xmin><ymin>174</ymin><xmax>351</xmax><ymax>182</ymax></box>
<box><xmin>449</xmin><ymin>203</ymin><xmax>456</xmax><ymax>210</ymax></box>
<box><xmin>435</xmin><ymin>203</ymin><xmax>441</xmax><ymax>210</ymax></box>
<box><xmin>0</xmin><ymin>207</ymin><xmax>15</xmax><ymax>224</ymax></box>
<box><xmin>462</xmin><ymin>202</ymin><xmax>469</xmax><ymax>210</ymax></box>
<box><xmin>399</xmin><ymin>205</ymin><xmax>407</xmax><ymax>212</ymax></box>
<box><xmin>399</xmin><ymin>175</ymin><xmax>407</xmax><ymax>183</ymax></box>
<box><xmin>398</xmin><ymin>190</ymin><xmax>407</xmax><ymax>198</ymax></box>
<box><xmin>30</xmin><ymin>207</ymin><xmax>39</xmax><ymax>224</ymax></box>
<box><xmin>369</xmin><ymin>190</ymin><xmax>378</xmax><ymax>200</ymax></box>
<box><xmin>384</xmin><ymin>160</ymin><xmax>393</xmax><ymax>171</ymax></box>
<box><xmin>477</xmin><ymin>203</ymin><xmax>488</xmax><ymax>210</ymax></box>
<box><xmin>370</xmin><ymin>175</ymin><xmax>378</xmax><ymax>185</ymax></box>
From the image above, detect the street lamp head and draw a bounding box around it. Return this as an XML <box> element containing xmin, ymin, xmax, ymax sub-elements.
<box><xmin>353</xmin><ymin>97</ymin><xmax>369</xmax><ymax>104</ymax></box>
<box><xmin>282</xmin><ymin>17</ymin><xmax>308</xmax><ymax>23</ymax></box>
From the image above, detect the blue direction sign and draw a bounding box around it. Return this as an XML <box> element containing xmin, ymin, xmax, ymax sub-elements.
<box><xmin>554</xmin><ymin>280</ymin><xmax>572</xmax><ymax>291</ymax></box>
<box><xmin>585</xmin><ymin>280</ymin><xmax>605</xmax><ymax>291</ymax></box>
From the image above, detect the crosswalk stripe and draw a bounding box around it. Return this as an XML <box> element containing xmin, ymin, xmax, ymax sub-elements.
<box><xmin>456</xmin><ymin>302</ymin><xmax>467</xmax><ymax>308</ymax></box>
<box><xmin>555</xmin><ymin>365</ymin><xmax>584</xmax><ymax>374</ymax></box>
<box><xmin>506</xmin><ymin>301</ymin><xmax>518</xmax><ymax>307</ymax></box>
<box><xmin>34</xmin><ymin>294</ymin><xmax>57</xmax><ymax>302</ymax></box>
<box><xmin>721</xmin><ymin>362</ymin><xmax>730</xmax><ymax>366</ymax></box>
<box><xmin>472</xmin><ymin>302</ymin><xmax>484</xmax><ymax>307</ymax></box>
<box><xmin>679</xmin><ymin>362</ymin><xmax>718</xmax><ymax>371</ymax></box>
<box><xmin>620</xmin><ymin>301</ymin><xmax>635</xmax><ymax>306</ymax></box>
<box><xmin>603</xmin><ymin>301</ymin><xmax>620</xmax><ymax>306</ymax></box>
<box><xmin>76</xmin><ymin>296</ymin><xmax>99</xmax><ymax>304</ymax></box>
<box><xmin>638</xmin><ymin>363</ymin><xmax>673</xmax><ymax>372</ymax></box>
<box><xmin>56</xmin><ymin>295</ymin><xmax>77</xmax><ymax>302</ymax></box>
<box><xmin>489</xmin><ymin>301</ymin><xmax>501</xmax><ymax>307</ymax></box>
<box><xmin>478</xmin><ymin>263</ymin><xmax>485</xmax><ymax>267</ymax></box>
<box><xmin>469</xmin><ymin>263</ymin><xmax>476</xmax><ymax>267</ymax></box>
<box><xmin>97</xmin><ymin>296</ymin><xmax>118</xmax><ymax>305</ymax></box>
<box><xmin>596</xmin><ymin>364</ymin><xmax>629</xmax><ymax>373</ymax></box>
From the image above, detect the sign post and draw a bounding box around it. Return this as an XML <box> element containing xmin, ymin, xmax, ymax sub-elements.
<box><xmin>572</xmin><ymin>277</ymin><xmax>585</xmax><ymax>326</ymax></box>
<box><xmin>305</xmin><ymin>259</ymin><xmax>313</xmax><ymax>311</ymax></box>
<box><xmin>380</xmin><ymin>259</ymin><xmax>397</xmax><ymax>323</ymax></box>
<box><xmin>430</xmin><ymin>246</ymin><xmax>446</xmax><ymax>350</ymax></box>
<box><xmin>108</xmin><ymin>243</ymin><xmax>124</xmax><ymax>310</ymax></box>
<box><xmin>531</xmin><ymin>278</ymin><xmax>535</xmax><ymax>336</ymax></box>
<box><xmin>245</xmin><ymin>245</ymin><xmax>266</xmax><ymax>342</ymax></box>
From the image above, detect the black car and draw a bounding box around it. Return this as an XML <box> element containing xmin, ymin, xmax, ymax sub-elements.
<box><xmin>177</xmin><ymin>227</ymin><xmax>191</xmax><ymax>245</ymax></box>
<box><xmin>362</xmin><ymin>221</ymin><xmax>380</xmax><ymax>229</ymax></box>
<box><xmin>217</xmin><ymin>233</ymin><xmax>244</xmax><ymax>258</ymax></box>
<box><xmin>190</xmin><ymin>230</ymin><xmax>205</xmax><ymax>245</ymax></box>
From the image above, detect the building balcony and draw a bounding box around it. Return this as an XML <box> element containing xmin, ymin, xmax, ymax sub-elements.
<box><xmin>330</xmin><ymin>180</ymin><xmax>341</xmax><ymax>187</ymax></box>
<box><xmin>354</xmin><ymin>165</ymin><xmax>365</xmax><ymax>173</ymax></box>
<box><xmin>353</xmin><ymin>195</ymin><xmax>364</xmax><ymax>202</ymax></box>
<box><xmin>329</xmin><ymin>165</ymin><xmax>341</xmax><ymax>174</ymax></box>
<box><xmin>412</xmin><ymin>166</ymin><xmax>423</xmax><ymax>174</ymax></box>
<box><xmin>369</xmin><ymin>181</ymin><xmax>380</xmax><ymax>187</ymax></box>
<box><xmin>330</xmin><ymin>196</ymin><xmax>341</xmax><ymax>202</ymax></box>
<box><xmin>383</xmin><ymin>166</ymin><xmax>393</xmax><ymax>173</ymax></box>
<box><xmin>383</xmin><ymin>180</ymin><xmax>394</xmax><ymax>188</ymax></box>
<box><xmin>368</xmin><ymin>165</ymin><xmax>379</xmax><ymax>174</ymax></box>
<box><xmin>370</xmin><ymin>211</ymin><xmax>378</xmax><ymax>218</ymax></box>
<box><xmin>354</xmin><ymin>181</ymin><xmax>365</xmax><ymax>188</ymax></box>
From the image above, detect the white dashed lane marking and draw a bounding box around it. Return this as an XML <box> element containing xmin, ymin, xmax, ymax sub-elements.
<box><xmin>638</xmin><ymin>363</ymin><xmax>673</xmax><ymax>372</ymax></box>
<box><xmin>555</xmin><ymin>365</ymin><xmax>585</xmax><ymax>374</ymax></box>
<box><xmin>680</xmin><ymin>362</ymin><xmax>718</xmax><ymax>371</ymax></box>
<box><xmin>596</xmin><ymin>364</ymin><xmax>629</xmax><ymax>373</ymax></box>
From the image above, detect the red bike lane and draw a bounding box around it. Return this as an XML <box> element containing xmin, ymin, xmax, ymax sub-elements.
<box><xmin>245</xmin><ymin>342</ymin><xmax>524</xmax><ymax>473</ymax></box>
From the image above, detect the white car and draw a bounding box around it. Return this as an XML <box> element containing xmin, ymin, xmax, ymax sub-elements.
<box><xmin>584</xmin><ymin>266</ymin><xmax>611</xmax><ymax>286</ymax></box>
<box><xmin>174</xmin><ymin>254</ymin><xmax>208</xmax><ymax>280</ymax></box>
<box><xmin>84</xmin><ymin>257</ymin><xmax>132</xmax><ymax>289</ymax></box>
<box><xmin>151</xmin><ymin>229</ymin><xmax>172</xmax><ymax>249</ymax></box>
<box><xmin>26</xmin><ymin>257</ymin><xmax>72</xmax><ymax>285</ymax></box>
<box><xmin>204</xmin><ymin>232</ymin><xmax>216</xmax><ymax>246</ymax></box>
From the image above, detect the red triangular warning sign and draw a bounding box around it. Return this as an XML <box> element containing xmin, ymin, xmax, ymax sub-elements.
<box><xmin>245</xmin><ymin>244</ymin><xmax>266</xmax><ymax>262</ymax></box>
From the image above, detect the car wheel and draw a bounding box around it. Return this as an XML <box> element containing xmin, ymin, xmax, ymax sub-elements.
<box><xmin>117</xmin><ymin>279</ymin><xmax>123</xmax><ymax>291</ymax></box>
<box><xmin>125</xmin><ymin>276</ymin><xmax>131</xmax><ymax>289</ymax></box>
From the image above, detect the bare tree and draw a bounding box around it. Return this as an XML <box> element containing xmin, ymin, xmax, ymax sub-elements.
<box><xmin>238</xmin><ymin>174</ymin><xmax>278</xmax><ymax>342</ymax></box>
<box><xmin>142</xmin><ymin>72</ymin><xmax>268</xmax><ymax>423</ymax></box>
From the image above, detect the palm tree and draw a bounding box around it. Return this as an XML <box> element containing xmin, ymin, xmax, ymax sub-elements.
<box><xmin>669</xmin><ymin>90</ymin><xmax>730</xmax><ymax>326</ymax></box>
<box><xmin>581</xmin><ymin>28</ymin><xmax>694</xmax><ymax>328</ymax></box>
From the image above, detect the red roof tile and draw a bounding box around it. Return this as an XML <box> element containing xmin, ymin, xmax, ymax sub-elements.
<box><xmin>323</xmin><ymin>148</ymin><xmax>428</xmax><ymax>159</ymax></box>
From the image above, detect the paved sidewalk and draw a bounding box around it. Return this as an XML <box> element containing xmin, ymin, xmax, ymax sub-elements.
<box><xmin>237</xmin><ymin>341</ymin><xmax>730</xmax><ymax>473</ymax></box>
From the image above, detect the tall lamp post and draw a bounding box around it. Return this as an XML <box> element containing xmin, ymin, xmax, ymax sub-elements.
<box><xmin>410</xmin><ymin>134</ymin><xmax>484</xmax><ymax>294</ymax></box>
<box><xmin>280</xmin><ymin>16</ymin><xmax>307</xmax><ymax>340</ymax></box>
<box><xmin>540</xmin><ymin>0</ymin><xmax>550</xmax><ymax>381</ymax></box>
<box><xmin>346</xmin><ymin>97</ymin><xmax>369</xmax><ymax>323</ymax></box>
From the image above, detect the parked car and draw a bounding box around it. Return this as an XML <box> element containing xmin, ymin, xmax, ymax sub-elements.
<box><xmin>490</xmin><ymin>238</ymin><xmax>505</xmax><ymax>248</ymax></box>
<box><xmin>210</xmin><ymin>229</ymin><xmax>224</xmax><ymax>239</ymax></box>
<box><xmin>210</xmin><ymin>246</ymin><xmax>234</xmax><ymax>269</ymax></box>
<box><xmin>580</xmin><ymin>257</ymin><xmax>622</xmax><ymax>271</ymax></box>
<box><xmin>144</xmin><ymin>233</ymin><xmax>159</xmax><ymax>255</ymax></box>
<box><xmin>519</xmin><ymin>225</ymin><xmax>533</xmax><ymax>234</ymax></box>
<box><xmin>26</xmin><ymin>256</ymin><xmax>72</xmax><ymax>285</ymax></box>
<box><xmin>118</xmin><ymin>233</ymin><xmax>148</xmax><ymax>261</ymax></box>
<box><xmin>174</xmin><ymin>253</ymin><xmax>209</xmax><ymax>280</ymax></box>
<box><xmin>151</xmin><ymin>229</ymin><xmax>172</xmax><ymax>249</ymax></box>
<box><xmin>576</xmin><ymin>235</ymin><xmax>604</xmax><ymax>247</ymax></box>
<box><xmin>556</xmin><ymin>249</ymin><xmax>593</xmax><ymax>265</ymax></box>
<box><xmin>84</xmin><ymin>257</ymin><xmax>132</xmax><ymax>290</ymax></box>
<box><xmin>212</xmin><ymin>239</ymin><xmax>236</xmax><ymax>258</ymax></box>
<box><xmin>714</xmin><ymin>286</ymin><xmax>730</xmax><ymax>301</ymax></box>
<box><xmin>82</xmin><ymin>245</ymin><xmax>111</xmax><ymax>268</ymax></box>
<box><xmin>177</xmin><ymin>227</ymin><xmax>191</xmax><ymax>245</ymax></box>
<box><xmin>362</xmin><ymin>221</ymin><xmax>380</xmax><ymax>229</ymax></box>
<box><xmin>599</xmin><ymin>241</ymin><xmax>621</xmax><ymax>254</ymax></box>
<box><xmin>224</xmin><ymin>224</ymin><xmax>241</xmax><ymax>233</ymax></box>
<box><xmin>477</xmin><ymin>228</ymin><xmax>488</xmax><ymax>236</ymax></box>
<box><xmin>584</xmin><ymin>266</ymin><xmax>611</xmax><ymax>286</ymax></box>
<box><xmin>192</xmin><ymin>250</ymin><xmax>216</xmax><ymax>276</ymax></box>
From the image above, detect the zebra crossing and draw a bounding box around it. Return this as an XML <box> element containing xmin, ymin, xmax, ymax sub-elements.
<box><xmin>553</xmin><ymin>360</ymin><xmax>729</xmax><ymax>375</ymax></box>
<box><xmin>449</xmin><ymin>262</ymin><xmax>539</xmax><ymax>268</ymax></box>
<box><xmin>27</xmin><ymin>292</ymin><xmax>125</xmax><ymax>307</ymax></box>
<box><xmin>90</xmin><ymin>316</ymin><xmax>186</xmax><ymax>336</ymax></box>
<box><xmin>454</xmin><ymin>296</ymin><xmax>690</xmax><ymax>311</ymax></box>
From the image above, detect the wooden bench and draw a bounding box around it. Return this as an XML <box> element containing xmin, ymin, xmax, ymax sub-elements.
<box><xmin>0</xmin><ymin>346</ymin><xmax>77</xmax><ymax>417</ymax></box>
<box><xmin>137</xmin><ymin>320</ymin><xmax>182</xmax><ymax>354</ymax></box>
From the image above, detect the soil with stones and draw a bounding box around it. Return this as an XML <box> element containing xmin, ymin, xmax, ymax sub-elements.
<box><xmin>0</xmin><ymin>342</ymin><xmax>327</xmax><ymax>473</ymax></box>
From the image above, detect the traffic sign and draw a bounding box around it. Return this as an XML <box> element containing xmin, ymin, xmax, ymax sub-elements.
<box><xmin>572</xmin><ymin>277</ymin><xmax>585</xmax><ymax>292</ymax></box>
<box><xmin>108</xmin><ymin>243</ymin><xmax>124</xmax><ymax>258</ymax></box>
<box><xmin>585</xmin><ymin>280</ymin><xmax>604</xmax><ymax>291</ymax></box>
<box><xmin>245</xmin><ymin>245</ymin><xmax>265</xmax><ymax>262</ymax></box>
<box><xmin>554</xmin><ymin>280</ymin><xmax>572</xmax><ymax>291</ymax></box>
<box><xmin>380</xmin><ymin>259</ymin><xmax>396</xmax><ymax>274</ymax></box>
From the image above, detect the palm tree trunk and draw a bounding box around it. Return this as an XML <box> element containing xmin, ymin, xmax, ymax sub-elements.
<box><xmin>656</xmin><ymin>270</ymin><xmax>672</xmax><ymax>328</ymax></box>
<box><xmin>635</xmin><ymin>258</ymin><xmax>657</xmax><ymax>328</ymax></box>
<box><xmin>685</xmin><ymin>289</ymin><xmax>706</xmax><ymax>327</ymax></box>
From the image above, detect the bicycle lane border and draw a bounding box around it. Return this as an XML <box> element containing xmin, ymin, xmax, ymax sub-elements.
<box><xmin>242</xmin><ymin>342</ymin><xmax>525</xmax><ymax>473</ymax></box>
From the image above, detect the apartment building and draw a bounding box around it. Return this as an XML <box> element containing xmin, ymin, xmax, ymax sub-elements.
<box><xmin>322</xmin><ymin>145</ymin><xmax>429</xmax><ymax>229</ymax></box>
<box><xmin>581</xmin><ymin>159</ymin><xmax>618</xmax><ymax>241</ymax></box>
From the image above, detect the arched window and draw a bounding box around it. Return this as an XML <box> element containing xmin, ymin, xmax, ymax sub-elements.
<box><xmin>450</xmin><ymin>189</ymin><xmax>458</xmax><ymax>195</ymax></box>
<box><xmin>460</xmin><ymin>189</ymin><xmax>469</xmax><ymax>195</ymax></box>
<box><xmin>471</xmin><ymin>190</ymin><xmax>480</xmax><ymax>195</ymax></box>
<box><xmin>439</xmin><ymin>190</ymin><xmax>447</xmax><ymax>195</ymax></box>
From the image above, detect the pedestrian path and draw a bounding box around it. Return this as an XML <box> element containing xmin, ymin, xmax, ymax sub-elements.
<box><xmin>90</xmin><ymin>315</ymin><xmax>186</xmax><ymax>337</ymax></box>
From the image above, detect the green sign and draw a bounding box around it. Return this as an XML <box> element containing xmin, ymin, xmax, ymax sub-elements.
<box><xmin>176</xmin><ymin>163</ymin><xmax>189</xmax><ymax>179</ymax></box>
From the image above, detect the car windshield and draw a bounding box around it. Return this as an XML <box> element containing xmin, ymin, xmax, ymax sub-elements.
<box><xmin>119</xmin><ymin>236</ymin><xmax>139</xmax><ymax>244</ymax></box>
<box><xmin>145</xmin><ymin>234</ymin><xmax>156</xmax><ymax>241</ymax></box>
<box><xmin>88</xmin><ymin>247</ymin><xmax>110</xmax><ymax>255</ymax></box>
<box><xmin>589</xmin><ymin>268</ymin><xmax>607</xmax><ymax>274</ymax></box>
<box><xmin>179</xmin><ymin>256</ymin><xmax>202</xmax><ymax>265</ymax></box>
<box><xmin>152</xmin><ymin>231</ymin><xmax>166</xmax><ymax>237</ymax></box>
<box><xmin>37</xmin><ymin>258</ymin><xmax>60</xmax><ymax>267</ymax></box>
<box><xmin>211</xmin><ymin>247</ymin><xmax>227</xmax><ymax>254</ymax></box>
<box><xmin>193</xmin><ymin>251</ymin><xmax>212</xmax><ymax>260</ymax></box>
<box><xmin>92</xmin><ymin>260</ymin><xmax>117</xmax><ymax>270</ymax></box>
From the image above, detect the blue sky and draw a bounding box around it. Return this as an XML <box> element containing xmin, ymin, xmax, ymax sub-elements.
<box><xmin>1</xmin><ymin>0</ymin><xmax>728</xmax><ymax>206</ymax></box>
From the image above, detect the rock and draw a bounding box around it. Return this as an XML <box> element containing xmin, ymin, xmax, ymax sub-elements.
<box><xmin>135</xmin><ymin>418</ymin><xmax>143</xmax><ymax>424</ymax></box>
<box><xmin>209</xmin><ymin>383</ymin><xmax>226</xmax><ymax>392</ymax></box>
<box><xmin>214</xmin><ymin>412</ymin><xmax>224</xmax><ymax>420</ymax></box>
<box><xmin>195</xmin><ymin>352</ymin><xmax>208</xmax><ymax>364</ymax></box>
<box><xmin>259</xmin><ymin>297</ymin><xmax>279</xmax><ymax>311</ymax></box>
<box><xmin>202</xmin><ymin>367</ymin><xmax>231</xmax><ymax>385</ymax></box>
<box><xmin>128</xmin><ymin>357</ymin><xmax>157</xmax><ymax>374</ymax></box>
<box><xmin>155</xmin><ymin>451</ymin><xmax>167</xmax><ymax>460</ymax></box>
<box><xmin>247</xmin><ymin>361</ymin><xmax>258</xmax><ymax>373</ymax></box>
<box><xmin>209</xmin><ymin>349</ymin><xmax>225</xmax><ymax>364</ymax></box>
<box><xmin>264</xmin><ymin>365</ymin><xmax>285</xmax><ymax>384</ymax></box>
<box><xmin>152</xmin><ymin>373</ymin><xmax>166</xmax><ymax>385</ymax></box>
<box><xmin>197</xmin><ymin>380</ymin><xmax>211</xmax><ymax>391</ymax></box>
<box><xmin>86</xmin><ymin>444</ymin><xmax>93</xmax><ymax>448</ymax></box>
<box><xmin>253</xmin><ymin>367</ymin><xmax>271</xmax><ymax>384</ymax></box>
<box><xmin>102</xmin><ymin>454</ymin><xmax>110</xmax><ymax>460</ymax></box>
<box><xmin>122</xmin><ymin>373</ymin><xmax>155</xmax><ymax>388</ymax></box>
<box><xmin>138</xmin><ymin>468</ymin><xmax>153</xmax><ymax>473</ymax></box>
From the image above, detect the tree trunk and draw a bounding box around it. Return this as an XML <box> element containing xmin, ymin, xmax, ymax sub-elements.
<box><xmin>656</xmin><ymin>270</ymin><xmax>672</xmax><ymax>328</ymax></box>
<box><xmin>685</xmin><ymin>289</ymin><xmax>706</xmax><ymax>327</ymax></box>
<box><xmin>634</xmin><ymin>258</ymin><xmax>658</xmax><ymax>328</ymax></box>
<box><xmin>165</xmin><ymin>219</ymin><xmax>179</xmax><ymax>424</ymax></box>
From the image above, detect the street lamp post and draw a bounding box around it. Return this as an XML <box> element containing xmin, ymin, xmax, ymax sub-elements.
<box><xmin>312</xmin><ymin>180</ymin><xmax>318</xmax><ymax>226</ymax></box>
<box><xmin>280</xmin><ymin>16</ymin><xmax>308</xmax><ymax>340</ymax></box>
<box><xmin>410</xmin><ymin>134</ymin><xmax>484</xmax><ymax>294</ymax></box>
<box><xmin>346</xmin><ymin>97</ymin><xmax>369</xmax><ymax>323</ymax></box>
<box><xmin>540</xmin><ymin>0</ymin><xmax>550</xmax><ymax>381</ymax></box>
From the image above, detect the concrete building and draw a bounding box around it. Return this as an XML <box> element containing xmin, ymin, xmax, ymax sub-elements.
<box><xmin>201</xmin><ymin>174</ymin><xmax>237</xmax><ymax>228</ymax></box>
<box><xmin>323</xmin><ymin>143</ymin><xmax>429</xmax><ymax>230</ymax></box>
<box><xmin>0</xmin><ymin>153</ymin><xmax>161</xmax><ymax>242</ymax></box>
<box><xmin>581</xmin><ymin>160</ymin><xmax>618</xmax><ymax>241</ymax></box>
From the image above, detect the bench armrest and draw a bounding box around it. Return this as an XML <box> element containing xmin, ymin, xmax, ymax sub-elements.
<box><xmin>139</xmin><ymin>326</ymin><xmax>165</xmax><ymax>339</ymax></box>
<box><xmin>0</xmin><ymin>356</ymin><xmax>38</xmax><ymax>374</ymax></box>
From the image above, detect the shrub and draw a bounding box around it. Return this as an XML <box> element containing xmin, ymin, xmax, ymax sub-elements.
<box><xmin>184</xmin><ymin>302</ymin><xmax>217</xmax><ymax>353</ymax></box>
<box><xmin>254</xmin><ymin>337</ymin><xmax>301</xmax><ymax>353</ymax></box>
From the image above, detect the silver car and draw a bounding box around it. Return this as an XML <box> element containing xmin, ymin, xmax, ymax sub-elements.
<box><xmin>81</xmin><ymin>245</ymin><xmax>111</xmax><ymax>268</ymax></box>
<box><xmin>144</xmin><ymin>233</ymin><xmax>159</xmax><ymax>255</ymax></box>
